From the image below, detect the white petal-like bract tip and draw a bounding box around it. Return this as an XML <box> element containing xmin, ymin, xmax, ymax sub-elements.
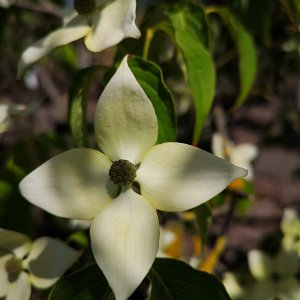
<box><xmin>85</xmin><ymin>0</ymin><xmax>140</xmax><ymax>52</ymax></box>
<box><xmin>91</xmin><ymin>188</ymin><xmax>159</xmax><ymax>300</ymax></box>
<box><xmin>137</xmin><ymin>142</ymin><xmax>247</xmax><ymax>212</ymax></box>
<box><xmin>95</xmin><ymin>56</ymin><xmax>158</xmax><ymax>163</ymax></box>
<box><xmin>17</xmin><ymin>16</ymin><xmax>89</xmax><ymax>76</ymax></box>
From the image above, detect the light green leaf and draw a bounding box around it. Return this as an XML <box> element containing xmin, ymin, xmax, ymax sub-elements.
<box><xmin>165</xmin><ymin>2</ymin><xmax>216</xmax><ymax>144</ymax></box>
<box><xmin>213</xmin><ymin>7</ymin><xmax>257</xmax><ymax>107</ymax></box>
<box><xmin>149</xmin><ymin>258</ymin><xmax>231</xmax><ymax>300</ymax></box>
<box><xmin>52</xmin><ymin>44</ymin><xmax>78</xmax><ymax>71</ymax></box>
<box><xmin>49</xmin><ymin>264</ymin><xmax>113</xmax><ymax>300</ymax></box>
<box><xmin>68</xmin><ymin>66</ymin><xmax>101</xmax><ymax>147</ymax></box>
<box><xmin>128</xmin><ymin>56</ymin><xmax>176</xmax><ymax>143</ymax></box>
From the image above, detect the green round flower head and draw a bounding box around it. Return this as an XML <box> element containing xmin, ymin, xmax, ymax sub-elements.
<box><xmin>74</xmin><ymin>0</ymin><xmax>96</xmax><ymax>16</ymax></box>
<box><xmin>5</xmin><ymin>257</ymin><xmax>23</xmax><ymax>278</ymax></box>
<box><xmin>109</xmin><ymin>159</ymin><xmax>137</xmax><ymax>186</ymax></box>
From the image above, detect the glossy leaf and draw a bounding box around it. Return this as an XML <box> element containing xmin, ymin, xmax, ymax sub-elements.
<box><xmin>49</xmin><ymin>264</ymin><xmax>113</xmax><ymax>300</ymax></box>
<box><xmin>149</xmin><ymin>258</ymin><xmax>231</xmax><ymax>300</ymax></box>
<box><xmin>68</xmin><ymin>66</ymin><xmax>101</xmax><ymax>147</ymax></box>
<box><xmin>165</xmin><ymin>2</ymin><xmax>216</xmax><ymax>144</ymax></box>
<box><xmin>128</xmin><ymin>56</ymin><xmax>176</xmax><ymax>143</ymax></box>
<box><xmin>213</xmin><ymin>7</ymin><xmax>257</xmax><ymax>107</ymax></box>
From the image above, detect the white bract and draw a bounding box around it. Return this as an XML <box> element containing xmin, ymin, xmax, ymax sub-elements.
<box><xmin>17</xmin><ymin>0</ymin><xmax>140</xmax><ymax>76</ymax></box>
<box><xmin>281</xmin><ymin>208</ymin><xmax>300</xmax><ymax>256</ymax></box>
<box><xmin>0</xmin><ymin>0</ymin><xmax>14</xmax><ymax>8</ymax></box>
<box><xmin>247</xmin><ymin>249</ymin><xmax>300</xmax><ymax>300</ymax></box>
<box><xmin>222</xmin><ymin>272</ymin><xmax>249</xmax><ymax>300</ymax></box>
<box><xmin>212</xmin><ymin>133</ymin><xmax>258</xmax><ymax>180</ymax></box>
<box><xmin>0</xmin><ymin>103</ymin><xmax>26</xmax><ymax>135</ymax></box>
<box><xmin>0</xmin><ymin>229</ymin><xmax>79</xmax><ymax>300</ymax></box>
<box><xmin>20</xmin><ymin>56</ymin><xmax>247</xmax><ymax>300</ymax></box>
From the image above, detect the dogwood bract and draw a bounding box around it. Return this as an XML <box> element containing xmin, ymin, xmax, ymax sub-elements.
<box><xmin>0</xmin><ymin>229</ymin><xmax>79</xmax><ymax>300</ymax></box>
<box><xmin>281</xmin><ymin>208</ymin><xmax>300</xmax><ymax>256</ymax></box>
<box><xmin>18</xmin><ymin>0</ymin><xmax>140</xmax><ymax>75</ymax></box>
<box><xmin>20</xmin><ymin>56</ymin><xmax>247</xmax><ymax>300</ymax></box>
<box><xmin>247</xmin><ymin>249</ymin><xmax>300</xmax><ymax>300</ymax></box>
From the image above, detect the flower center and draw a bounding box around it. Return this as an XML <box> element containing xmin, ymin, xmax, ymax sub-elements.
<box><xmin>5</xmin><ymin>257</ymin><xmax>23</xmax><ymax>277</ymax></box>
<box><xmin>74</xmin><ymin>0</ymin><xmax>96</xmax><ymax>16</ymax></box>
<box><xmin>109</xmin><ymin>159</ymin><xmax>137</xmax><ymax>186</ymax></box>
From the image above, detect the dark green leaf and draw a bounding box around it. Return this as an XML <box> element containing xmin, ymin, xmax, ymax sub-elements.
<box><xmin>149</xmin><ymin>258</ymin><xmax>231</xmax><ymax>300</ymax></box>
<box><xmin>165</xmin><ymin>2</ymin><xmax>216</xmax><ymax>144</ymax></box>
<box><xmin>68</xmin><ymin>66</ymin><xmax>101</xmax><ymax>147</ymax></box>
<box><xmin>0</xmin><ymin>173</ymin><xmax>33</xmax><ymax>236</ymax></box>
<box><xmin>236</xmin><ymin>198</ymin><xmax>252</xmax><ymax>215</ymax></box>
<box><xmin>49</xmin><ymin>264</ymin><xmax>113</xmax><ymax>300</ymax></box>
<box><xmin>193</xmin><ymin>203</ymin><xmax>212</xmax><ymax>246</ymax></box>
<box><xmin>1</xmin><ymin>144</ymin><xmax>41</xmax><ymax>235</ymax></box>
<box><xmin>214</xmin><ymin>8</ymin><xmax>257</xmax><ymax>107</ymax></box>
<box><xmin>232</xmin><ymin>0</ymin><xmax>271</xmax><ymax>47</ymax></box>
<box><xmin>128</xmin><ymin>56</ymin><xmax>176</xmax><ymax>143</ymax></box>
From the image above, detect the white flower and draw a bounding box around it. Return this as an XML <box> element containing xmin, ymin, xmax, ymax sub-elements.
<box><xmin>0</xmin><ymin>0</ymin><xmax>14</xmax><ymax>8</ymax></box>
<box><xmin>222</xmin><ymin>272</ymin><xmax>249</xmax><ymax>300</ymax></box>
<box><xmin>247</xmin><ymin>249</ymin><xmax>300</xmax><ymax>300</ymax></box>
<box><xmin>20</xmin><ymin>55</ymin><xmax>247</xmax><ymax>300</ymax></box>
<box><xmin>0</xmin><ymin>103</ymin><xmax>26</xmax><ymax>135</ymax></box>
<box><xmin>17</xmin><ymin>0</ymin><xmax>141</xmax><ymax>76</ymax></box>
<box><xmin>212</xmin><ymin>133</ymin><xmax>258</xmax><ymax>180</ymax></box>
<box><xmin>281</xmin><ymin>208</ymin><xmax>300</xmax><ymax>255</ymax></box>
<box><xmin>0</xmin><ymin>229</ymin><xmax>79</xmax><ymax>300</ymax></box>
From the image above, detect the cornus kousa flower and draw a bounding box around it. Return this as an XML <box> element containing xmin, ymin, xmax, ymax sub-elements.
<box><xmin>247</xmin><ymin>249</ymin><xmax>300</xmax><ymax>300</ymax></box>
<box><xmin>17</xmin><ymin>0</ymin><xmax>140</xmax><ymax>75</ymax></box>
<box><xmin>0</xmin><ymin>229</ymin><xmax>79</xmax><ymax>300</ymax></box>
<box><xmin>20</xmin><ymin>56</ymin><xmax>247</xmax><ymax>300</ymax></box>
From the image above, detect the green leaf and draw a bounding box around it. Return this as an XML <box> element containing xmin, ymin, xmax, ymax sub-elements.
<box><xmin>128</xmin><ymin>56</ymin><xmax>176</xmax><ymax>143</ymax></box>
<box><xmin>164</xmin><ymin>2</ymin><xmax>216</xmax><ymax>144</ymax></box>
<box><xmin>236</xmin><ymin>198</ymin><xmax>252</xmax><ymax>215</ymax></box>
<box><xmin>0</xmin><ymin>174</ymin><xmax>33</xmax><ymax>236</ymax></box>
<box><xmin>193</xmin><ymin>203</ymin><xmax>212</xmax><ymax>246</ymax></box>
<box><xmin>213</xmin><ymin>7</ymin><xmax>257</xmax><ymax>107</ymax></box>
<box><xmin>53</xmin><ymin>44</ymin><xmax>78</xmax><ymax>71</ymax></box>
<box><xmin>149</xmin><ymin>258</ymin><xmax>231</xmax><ymax>300</ymax></box>
<box><xmin>49</xmin><ymin>264</ymin><xmax>113</xmax><ymax>300</ymax></box>
<box><xmin>68</xmin><ymin>66</ymin><xmax>101</xmax><ymax>147</ymax></box>
<box><xmin>231</xmin><ymin>0</ymin><xmax>272</xmax><ymax>47</ymax></box>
